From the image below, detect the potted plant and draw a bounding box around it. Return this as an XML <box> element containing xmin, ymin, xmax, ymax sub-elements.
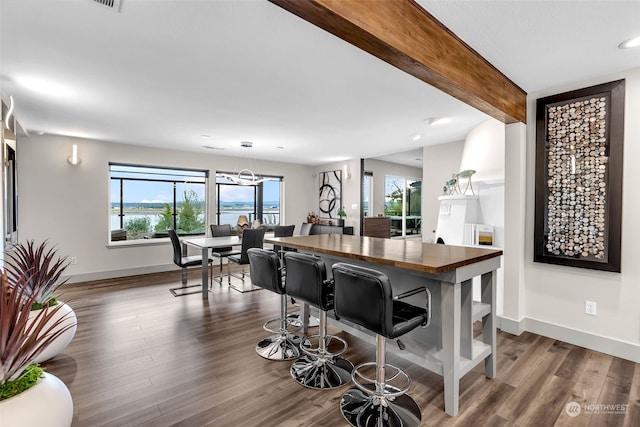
<box><xmin>0</xmin><ymin>271</ymin><xmax>74</xmax><ymax>426</ymax></box>
<box><xmin>4</xmin><ymin>240</ymin><xmax>77</xmax><ymax>363</ymax></box>
<box><xmin>337</xmin><ymin>206</ymin><xmax>347</xmax><ymax>226</ymax></box>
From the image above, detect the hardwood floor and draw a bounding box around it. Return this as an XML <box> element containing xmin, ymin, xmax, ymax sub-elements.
<box><xmin>44</xmin><ymin>268</ymin><xmax>639</xmax><ymax>427</ymax></box>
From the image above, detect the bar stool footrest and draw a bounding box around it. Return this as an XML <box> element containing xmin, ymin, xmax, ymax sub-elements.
<box><xmin>300</xmin><ymin>334</ymin><xmax>348</xmax><ymax>359</ymax></box>
<box><xmin>263</xmin><ymin>317</ymin><xmax>302</xmax><ymax>335</ymax></box>
<box><xmin>351</xmin><ymin>362</ymin><xmax>411</xmax><ymax>399</ymax></box>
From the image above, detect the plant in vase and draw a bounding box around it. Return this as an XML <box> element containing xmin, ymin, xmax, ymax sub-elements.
<box><xmin>0</xmin><ymin>271</ymin><xmax>75</xmax><ymax>425</ymax></box>
<box><xmin>4</xmin><ymin>240</ymin><xmax>77</xmax><ymax>363</ymax></box>
<box><xmin>337</xmin><ymin>206</ymin><xmax>347</xmax><ymax>225</ymax></box>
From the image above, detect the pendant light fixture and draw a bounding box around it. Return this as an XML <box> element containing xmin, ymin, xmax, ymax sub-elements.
<box><xmin>219</xmin><ymin>141</ymin><xmax>272</xmax><ymax>186</ymax></box>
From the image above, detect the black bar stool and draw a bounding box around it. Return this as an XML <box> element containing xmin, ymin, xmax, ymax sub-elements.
<box><xmin>247</xmin><ymin>248</ymin><xmax>301</xmax><ymax>360</ymax></box>
<box><xmin>284</xmin><ymin>252</ymin><xmax>354</xmax><ymax>389</ymax></box>
<box><xmin>332</xmin><ymin>262</ymin><xmax>431</xmax><ymax>427</ymax></box>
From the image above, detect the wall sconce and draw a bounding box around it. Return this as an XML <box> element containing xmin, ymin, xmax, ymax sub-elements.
<box><xmin>343</xmin><ymin>164</ymin><xmax>351</xmax><ymax>180</ymax></box>
<box><xmin>67</xmin><ymin>144</ymin><xmax>81</xmax><ymax>165</ymax></box>
<box><xmin>4</xmin><ymin>96</ymin><xmax>14</xmax><ymax>130</ymax></box>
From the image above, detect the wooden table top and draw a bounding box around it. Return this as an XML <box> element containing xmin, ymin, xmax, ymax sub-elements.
<box><xmin>265</xmin><ymin>234</ymin><xmax>503</xmax><ymax>274</ymax></box>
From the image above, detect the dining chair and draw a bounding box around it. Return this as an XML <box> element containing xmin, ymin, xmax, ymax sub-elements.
<box><xmin>227</xmin><ymin>227</ymin><xmax>266</xmax><ymax>293</ymax></box>
<box><xmin>210</xmin><ymin>224</ymin><xmax>241</xmax><ymax>285</ymax></box>
<box><xmin>167</xmin><ymin>229</ymin><xmax>213</xmax><ymax>297</ymax></box>
<box><xmin>273</xmin><ymin>224</ymin><xmax>296</xmax><ymax>260</ymax></box>
<box><xmin>299</xmin><ymin>222</ymin><xmax>313</xmax><ymax>236</ymax></box>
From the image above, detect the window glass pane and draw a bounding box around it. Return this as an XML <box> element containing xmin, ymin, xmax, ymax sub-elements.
<box><xmin>385</xmin><ymin>176</ymin><xmax>404</xmax><ymax>237</ymax></box>
<box><xmin>217</xmin><ymin>184</ymin><xmax>256</xmax><ymax>227</ymax></box>
<box><xmin>406</xmin><ymin>179</ymin><xmax>422</xmax><ymax>235</ymax></box>
<box><xmin>262</xmin><ymin>180</ymin><xmax>281</xmax><ymax>226</ymax></box>
<box><xmin>175</xmin><ymin>182</ymin><xmax>206</xmax><ymax>235</ymax></box>
<box><xmin>363</xmin><ymin>174</ymin><xmax>372</xmax><ymax>217</ymax></box>
<box><xmin>384</xmin><ymin>176</ymin><xmax>422</xmax><ymax>237</ymax></box>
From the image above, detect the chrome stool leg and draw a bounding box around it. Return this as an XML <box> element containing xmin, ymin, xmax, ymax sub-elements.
<box><xmin>256</xmin><ymin>294</ymin><xmax>302</xmax><ymax>361</ymax></box>
<box><xmin>290</xmin><ymin>310</ymin><xmax>353</xmax><ymax>389</ymax></box>
<box><xmin>340</xmin><ymin>335</ymin><xmax>421</xmax><ymax>427</ymax></box>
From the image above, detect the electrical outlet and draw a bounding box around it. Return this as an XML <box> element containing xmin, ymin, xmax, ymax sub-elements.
<box><xmin>585</xmin><ymin>300</ymin><xmax>597</xmax><ymax>316</ymax></box>
<box><xmin>70</xmin><ymin>257</ymin><xmax>78</xmax><ymax>265</ymax></box>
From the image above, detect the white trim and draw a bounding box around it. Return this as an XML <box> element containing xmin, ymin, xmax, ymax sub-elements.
<box><xmin>498</xmin><ymin>315</ymin><xmax>640</xmax><ymax>363</ymax></box>
<box><xmin>497</xmin><ymin>315</ymin><xmax>527</xmax><ymax>335</ymax></box>
<box><xmin>63</xmin><ymin>263</ymin><xmax>179</xmax><ymax>284</ymax></box>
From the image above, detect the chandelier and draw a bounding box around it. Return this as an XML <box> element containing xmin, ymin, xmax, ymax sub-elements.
<box><xmin>219</xmin><ymin>141</ymin><xmax>272</xmax><ymax>186</ymax></box>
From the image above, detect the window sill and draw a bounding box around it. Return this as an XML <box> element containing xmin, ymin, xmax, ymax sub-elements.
<box><xmin>107</xmin><ymin>238</ymin><xmax>171</xmax><ymax>249</ymax></box>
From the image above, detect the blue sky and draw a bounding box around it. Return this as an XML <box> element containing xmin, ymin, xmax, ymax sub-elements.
<box><xmin>111</xmin><ymin>180</ymin><xmax>280</xmax><ymax>203</ymax></box>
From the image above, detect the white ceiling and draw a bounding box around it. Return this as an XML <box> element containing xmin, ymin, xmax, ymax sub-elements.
<box><xmin>1</xmin><ymin>0</ymin><xmax>639</xmax><ymax>166</ymax></box>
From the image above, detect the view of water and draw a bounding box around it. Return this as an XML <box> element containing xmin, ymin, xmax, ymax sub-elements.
<box><xmin>111</xmin><ymin>208</ymin><xmax>280</xmax><ymax>231</ymax></box>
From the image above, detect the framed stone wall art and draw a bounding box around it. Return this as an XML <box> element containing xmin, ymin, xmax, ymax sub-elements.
<box><xmin>534</xmin><ymin>79</ymin><xmax>624</xmax><ymax>272</ymax></box>
<box><xmin>319</xmin><ymin>170</ymin><xmax>342</xmax><ymax>219</ymax></box>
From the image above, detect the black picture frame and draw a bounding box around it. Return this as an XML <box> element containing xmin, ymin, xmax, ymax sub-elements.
<box><xmin>534</xmin><ymin>79</ymin><xmax>625</xmax><ymax>272</ymax></box>
<box><xmin>318</xmin><ymin>170</ymin><xmax>342</xmax><ymax>219</ymax></box>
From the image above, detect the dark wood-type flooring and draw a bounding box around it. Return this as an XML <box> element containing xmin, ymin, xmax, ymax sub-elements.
<box><xmin>44</xmin><ymin>267</ymin><xmax>639</xmax><ymax>427</ymax></box>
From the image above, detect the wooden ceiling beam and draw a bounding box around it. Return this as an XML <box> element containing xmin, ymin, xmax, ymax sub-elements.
<box><xmin>269</xmin><ymin>0</ymin><xmax>527</xmax><ymax>124</ymax></box>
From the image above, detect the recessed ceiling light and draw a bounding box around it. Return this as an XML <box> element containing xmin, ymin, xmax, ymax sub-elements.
<box><xmin>411</xmin><ymin>134</ymin><xmax>422</xmax><ymax>141</ymax></box>
<box><xmin>200</xmin><ymin>134</ymin><xmax>211</xmax><ymax>139</ymax></box>
<box><xmin>619</xmin><ymin>35</ymin><xmax>640</xmax><ymax>49</ymax></box>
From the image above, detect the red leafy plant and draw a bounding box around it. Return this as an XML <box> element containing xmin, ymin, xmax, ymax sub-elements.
<box><xmin>4</xmin><ymin>240</ymin><xmax>70</xmax><ymax>310</ymax></box>
<box><xmin>1</xmin><ymin>241</ymin><xmax>76</xmax><ymax>400</ymax></box>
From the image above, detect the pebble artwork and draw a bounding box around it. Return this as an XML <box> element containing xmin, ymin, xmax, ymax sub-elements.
<box><xmin>545</xmin><ymin>96</ymin><xmax>608</xmax><ymax>261</ymax></box>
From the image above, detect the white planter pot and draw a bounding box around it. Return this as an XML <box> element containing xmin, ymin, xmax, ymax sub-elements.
<box><xmin>28</xmin><ymin>303</ymin><xmax>77</xmax><ymax>363</ymax></box>
<box><xmin>0</xmin><ymin>372</ymin><xmax>73</xmax><ymax>427</ymax></box>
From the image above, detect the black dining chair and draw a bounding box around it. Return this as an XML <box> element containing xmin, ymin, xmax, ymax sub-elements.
<box><xmin>273</xmin><ymin>224</ymin><xmax>296</xmax><ymax>260</ymax></box>
<box><xmin>210</xmin><ymin>224</ymin><xmax>240</xmax><ymax>285</ymax></box>
<box><xmin>227</xmin><ymin>227</ymin><xmax>266</xmax><ymax>293</ymax></box>
<box><xmin>167</xmin><ymin>229</ymin><xmax>213</xmax><ymax>297</ymax></box>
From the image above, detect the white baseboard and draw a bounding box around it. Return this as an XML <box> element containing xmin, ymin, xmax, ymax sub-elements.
<box><xmin>497</xmin><ymin>315</ymin><xmax>527</xmax><ymax>335</ymax></box>
<box><xmin>498</xmin><ymin>315</ymin><xmax>639</xmax><ymax>363</ymax></box>
<box><xmin>63</xmin><ymin>264</ymin><xmax>179</xmax><ymax>284</ymax></box>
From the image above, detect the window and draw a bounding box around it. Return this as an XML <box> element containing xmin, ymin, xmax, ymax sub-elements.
<box><xmin>363</xmin><ymin>171</ymin><xmax>373</xmax><ymax>217</ymax></box>
<box><xmin>384</xmin><ymin>176</ymin><xmax>422</xmax><ymax>237</ymax></box>
<box><xmin>110</xmin><ymin>164</ymin><xmax>208</xmax><ymax>241</ymax></box>
<box><xmin>216</xmin><ymin>173</ymin><xmax>282</xmax><ymax>230</ymax></box>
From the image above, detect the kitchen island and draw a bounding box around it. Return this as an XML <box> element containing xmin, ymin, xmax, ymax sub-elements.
<box><xmin>265</xmin><ymin>234</ymin><xmax>502</xmax><ymax>416</ymax></box>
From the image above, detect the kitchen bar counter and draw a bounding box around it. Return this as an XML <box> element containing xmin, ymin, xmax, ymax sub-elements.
<box><xmin>266</xmin><ymin>234</ymin><xmax>503</xmax><ymax>416</ymax></box>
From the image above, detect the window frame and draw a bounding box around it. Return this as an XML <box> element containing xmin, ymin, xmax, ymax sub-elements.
<box><xmin>109</xmin><ymin>162</ymin><xmax>209</xmax><ymax>243</ymax></box>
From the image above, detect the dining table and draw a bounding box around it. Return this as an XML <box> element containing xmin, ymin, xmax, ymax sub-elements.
<box><xmin>265</xmin><ymin>234</ymin><xmax>503</xmax><ymax>417</ymax></box>
<box><xmin>181</xmin><ymin>236</ymin><xmax>242</xmax><ymax>299</ymax></box>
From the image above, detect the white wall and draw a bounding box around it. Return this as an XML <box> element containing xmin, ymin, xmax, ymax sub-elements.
<box><xmin>522</xmin><ymin>68</ymin><xmax>640</xmax><ymax>361</ymax></box>
<box><xmin>459</xmin><ymin>119</ymin><xmax>505</xmax><ymax>182</ymax></box>
<box><xmin>421</xmin><ymin>140</ymin><xmax>465</xmax><ymax>242</ymax></box>
<box><xmin>17</xmin><ymin>134</ymin><xmax>314</xmax><ymax>282</ymax></box>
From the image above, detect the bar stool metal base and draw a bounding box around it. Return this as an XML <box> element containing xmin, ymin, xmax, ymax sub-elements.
<box><xmin>256</xmin><ymin>309</ymin><xmax>302</xmax><ymax>361</ymax></box>
<box><xmin>340</xmin><ymin>385</ymin><xmax>422</xmax><ymax>427</ymax></box>
<box><xmin>291</xmin><ymin>355</ymin><xmax>353</xmax><ymax>389</ymax></box>
<box><xmin>256</xmin><ymin>333</ymin><xmax>301</xmax><ymax>360</ymax></box>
